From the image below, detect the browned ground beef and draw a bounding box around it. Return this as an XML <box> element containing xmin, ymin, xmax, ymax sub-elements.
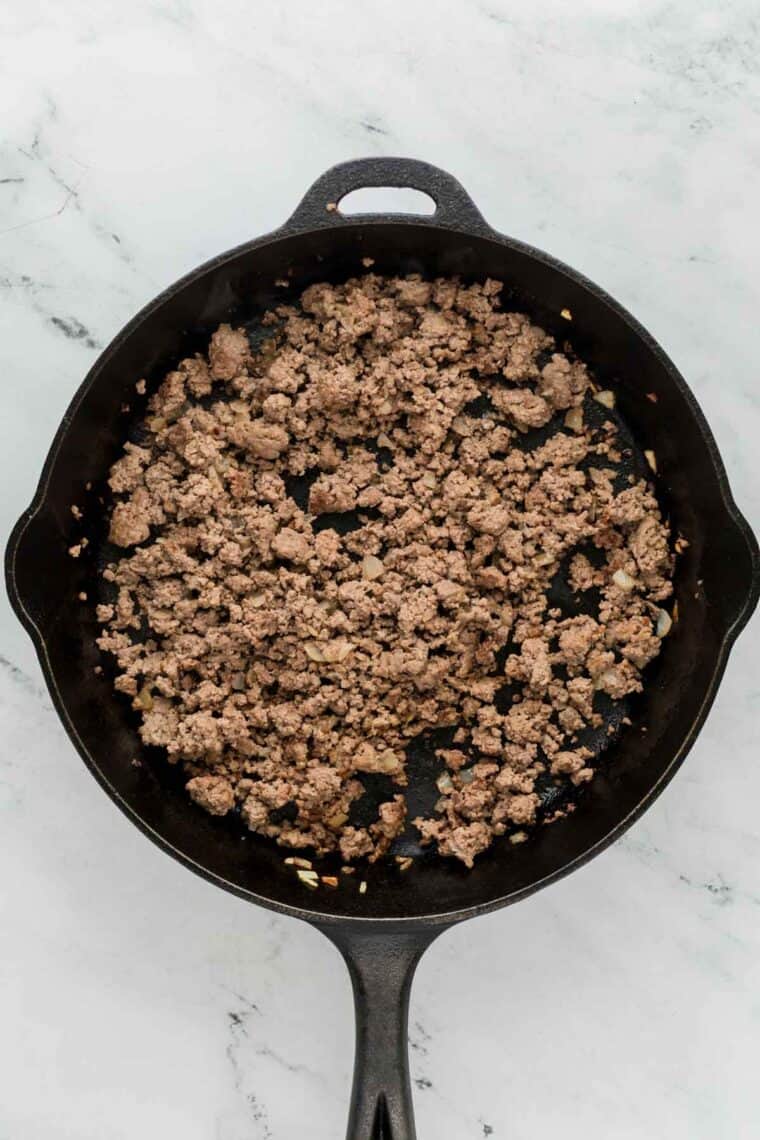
<box><xmin>95</xmin><ymin>275</ymin><xmax>674</xmax><ymax>867</ymax></box>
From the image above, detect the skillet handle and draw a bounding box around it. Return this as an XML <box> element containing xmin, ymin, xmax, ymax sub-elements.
<box><xmin>284</xmin><ymin>157</ymin><xmax>491</xmax><ymax>234</ymax></box>
<box><xmin>323</xmin><ymin>925</ymin><xmax>442</xmax><ymax>1140</ymax></box>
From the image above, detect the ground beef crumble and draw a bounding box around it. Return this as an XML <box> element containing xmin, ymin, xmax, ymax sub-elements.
<box><xmin>96</xmin><ymin>274</ymin><xmax>674</xmax><ymax>867</ymax></box>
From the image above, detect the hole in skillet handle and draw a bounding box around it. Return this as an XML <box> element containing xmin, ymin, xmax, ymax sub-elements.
<box><xmin>282</xmin><ymin>156</ymin><xmax>493</xmax><ymax>235</ymax></box>
<box><xmin>338</xmin><ymin>186</ymin><xmax>436</xmax><ymax>217</ymax></box>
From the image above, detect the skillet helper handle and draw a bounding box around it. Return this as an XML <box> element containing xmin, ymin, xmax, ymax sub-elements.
<box><xmin>284</xmin><ymin>157</ymin><xmax>490</xmax><ymax>234</ymax></box>
<box><xmin>325</xmin><ymin>926</ymin><xmax>440</xmax><ymax>1140</ymax></box>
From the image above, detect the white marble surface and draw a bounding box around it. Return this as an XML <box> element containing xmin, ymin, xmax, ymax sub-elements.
<box><xmin>2</xmin><ymin>2</ymin><xmax>759</xmax><ymax>1137</ymax></box>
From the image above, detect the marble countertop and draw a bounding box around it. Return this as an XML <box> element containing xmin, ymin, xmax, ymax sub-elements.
<box><xmin>2</xmin><ymin>3</ymin><xmax>759</xmax><ymax>1137</ymax></box>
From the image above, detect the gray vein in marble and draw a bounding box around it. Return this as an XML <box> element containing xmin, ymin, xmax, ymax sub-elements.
<box><xmin>0</xmin><ymin>272</ymin><xmax>102</xmax><ymax>351</ymax></box>
<box><xmin>0</xmin><ymin>272</ymin><xmax>49</xmax><ymax>290</ymax></box>
<box><xmin>224</xmin><ymin>1002</ymin><xmax>273</xmax><ymax>1139</ymax></box>
<box><xmin>0</xmin><ymin>179</ymin><xmax>79</xmax><ymax>237</ymax></box>
<box><xmin>227</xmin><ymin>990</ymin><xmax>261</xmax><ymax>1017</ymax></box>
<box><xmin>621</xmin><ymin>833</ymin><xmax>760</xmax><ymax>909</ymax></box>
<box><xmin>359</xmin><ymin>119</ymin><xmax>388</xmax><ymax>136</ymax></box>
<box><xmin>2</xmin><ymin>117</ymin><xmax>139</xmax><ymax>278</ymax></box>
<box><xmin>260</xmin><ymin>915</ymin><xmax>289</xmax><ymax>964</ymax></box>
<box><xmin>0</xmin><ymin>652</ymin><xmax>49</xmax><ymax>705</ymax></box>
<box><xmin>678</xmin><ymin>871</ymin><xmax>760</xmax><ymax>909</ymax></box>
<box><xmin>408</xmin><ymin>1019</ymin><xmax>432</xmax><ymax>1055</ymax></box>
<box><xmin>49</xmin><ymin>314</ymin><xmax>101</xmax><ymax>349</ymax></box>
<box><xmin>253</xmin><ymin>1042</ymin><xmax>331</xmax><ymax>1087</ymax></box>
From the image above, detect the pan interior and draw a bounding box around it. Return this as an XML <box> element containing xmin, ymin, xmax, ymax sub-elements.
<box><xmin>92</xmin><ymin>348</ymin><xmax>654</xmax><ymax>859</ymax></box>
<box><xmin>11</xmin><ymin>221</ymin><xmax>750</xmax><ymax>921</ymax></box>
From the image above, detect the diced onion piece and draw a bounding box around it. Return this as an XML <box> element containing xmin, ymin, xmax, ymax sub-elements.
<box><xmin>564</xmin><ymin>406</ymin><xmax>584</xmax><ymax>432</ymax></box>
<box><xmin>376</xmin><ymin>751</ymin><xmax>403</xmax><ymax>775</ymax></box>
<box><xmin>656</xmin><ymin>608</ymin><xmax>673</xmax><ymax>638</ymax></box>
<box><xmin>304</xmin><ymin>642</ymin><xmax>326</xmax><ymax>663</ymax></box>
<box><xmin>594</xmin><ymin>390</ymin><xmax>616</xmax><ymax>409</ymax></box>
<box><xmin>436</xmin><ymin>772</ymin><xmax>453</xmax><ymax>794</ymax></box>
<box><xmin>612</xmin><ymin>568</ymin><xmax>636</xmax><ymax>591</ymax></box>
<box><xmin>596</xmin><ymin>668</ymin><xmax>620</xmax><ymax>692</ymax></box>
<box><xmin>644</xmin><ymin>449</ymin><xmax>657</xmax><ymax>473</ymax></box>
<box><xmin>362</xmin><ymin>554</ymin><xmax>384</xmax><ymax>581</ymax></box>
<box><xmin>134</xmin><ymin>686</ymin><xmax>153</xmax><ymax>711</ymax></box>
<box><xmin>322</xmin><ymin>639</ymin><xmax>355</xmax><ymax>663</ymax></box>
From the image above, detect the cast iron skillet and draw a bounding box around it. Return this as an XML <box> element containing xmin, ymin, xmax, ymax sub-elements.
<box><xmin>6</xmin><ymin>158</ymin><xmax>759</xmax><ymax>1139</ymax></box>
